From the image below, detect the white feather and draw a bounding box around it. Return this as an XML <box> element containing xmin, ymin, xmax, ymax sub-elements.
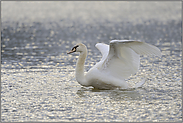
<box><xmin>95</xmin><ymin>43</ymin><xmax>109</xmax><ymax>61</ymax></box>
<box><xmin>98</xmin><ymin>40</ymin><xmax>161</xmax><ymax>79</ymax></box>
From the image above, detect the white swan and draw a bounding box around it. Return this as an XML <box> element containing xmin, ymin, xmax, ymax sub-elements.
<box><xmin>67</xmin><ymin>40</ymin><xmax>161</xmax><ymax>90</ymax></box>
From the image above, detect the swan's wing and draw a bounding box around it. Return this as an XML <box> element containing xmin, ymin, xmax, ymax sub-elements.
<box><xmin>95</xmin><ymin>43</ymin><xmax>109</xmax><ymax>61</ymax></box>
<box><xmin>99</xmin><ymin>40</ymin><xmax>161</xmax><ymax>79</ymax></box>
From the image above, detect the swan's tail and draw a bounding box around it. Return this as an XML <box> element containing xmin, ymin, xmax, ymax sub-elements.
<box><xmin>134</xmin><ymin>78</ymin><xmax>146</xmax><ymax>88</ymax></box>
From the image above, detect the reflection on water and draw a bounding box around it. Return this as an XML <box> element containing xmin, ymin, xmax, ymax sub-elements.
<box><xmin>76</xmin><ymin>87</ymin><xmax>144</xmax><ymax>100</ymax></box>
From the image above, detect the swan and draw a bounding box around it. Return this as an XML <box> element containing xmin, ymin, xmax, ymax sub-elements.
<box><xmin>67</xmin><ymin>40</ymin><xmax>161</xmax><ymax>90</ymax></box>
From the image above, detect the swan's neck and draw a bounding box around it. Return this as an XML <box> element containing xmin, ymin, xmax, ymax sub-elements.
<box><xmin>75</xmin><ymin>50</ymin><xmax>88</xmax><ymax>86</ymax></box>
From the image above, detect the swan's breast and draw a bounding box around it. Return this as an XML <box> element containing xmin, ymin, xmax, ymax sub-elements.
<box><xmin>86</xmin><ymin>67</ymin><xmax>119</xmax><ymax>89</ymax></box>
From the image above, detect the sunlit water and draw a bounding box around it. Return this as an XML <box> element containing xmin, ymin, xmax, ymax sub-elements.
<box><xmin>1</xmin><ymin>1</ymin><xmax>182</xmax><ymax>122</ymax></box>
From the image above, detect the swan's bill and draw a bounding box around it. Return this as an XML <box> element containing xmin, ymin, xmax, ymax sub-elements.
<box><xmin>67</xmin><ymin>50</ymin><xmax>75</xmax><ymax>54</ymax></box>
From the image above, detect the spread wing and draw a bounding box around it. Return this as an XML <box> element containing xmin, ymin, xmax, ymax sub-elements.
<box><xmin>98</xmin><ymin>40</ymin><xmax>161</xmax><ymax>80</ymax></box>
<box><xmin>95</xmin><ymin>43</ymin><xmax>109</xmax><ymax>61</ymax></box>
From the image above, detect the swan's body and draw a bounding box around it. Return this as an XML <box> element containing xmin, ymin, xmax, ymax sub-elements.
<box><xmin>67</xmin><ymin>40</ymin><xmax>161</xmax><ymax>90</ymax></box>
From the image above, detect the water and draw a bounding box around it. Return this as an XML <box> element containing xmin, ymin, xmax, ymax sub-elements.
<box><xmin>1</xmin><ymin>1</ymin><xmax>182</xmax><ymax>122</ymax></box>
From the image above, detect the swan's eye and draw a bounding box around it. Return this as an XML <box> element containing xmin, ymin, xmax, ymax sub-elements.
<box><xmin>72</xmin><ymin>45</ymin><xmax>79</xmax><ymax>52</ymax></box>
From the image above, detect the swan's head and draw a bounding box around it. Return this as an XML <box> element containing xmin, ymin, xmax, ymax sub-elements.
<box><xmin>67</xmin><ymin>43</ymin><xmax>87</xmax><ymax>54</ymax></box>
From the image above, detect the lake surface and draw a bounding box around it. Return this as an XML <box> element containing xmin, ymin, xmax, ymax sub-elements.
<box><xmin>1</xmin><ymin>1</ymin><xmax>182</xmax><ymax>122</ymax></box>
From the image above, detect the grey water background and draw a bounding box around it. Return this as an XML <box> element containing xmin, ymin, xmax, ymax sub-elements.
<box><xmin>1</xmin><ymin>1</ymin><xmax>182</xmax><ymax>122</ymax></box>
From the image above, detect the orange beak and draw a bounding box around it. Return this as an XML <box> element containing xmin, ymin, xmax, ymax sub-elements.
<box><xmin>67</xmin><ymin>50</ymin><xmax>74</xmax><ymax>54</ymax></box>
